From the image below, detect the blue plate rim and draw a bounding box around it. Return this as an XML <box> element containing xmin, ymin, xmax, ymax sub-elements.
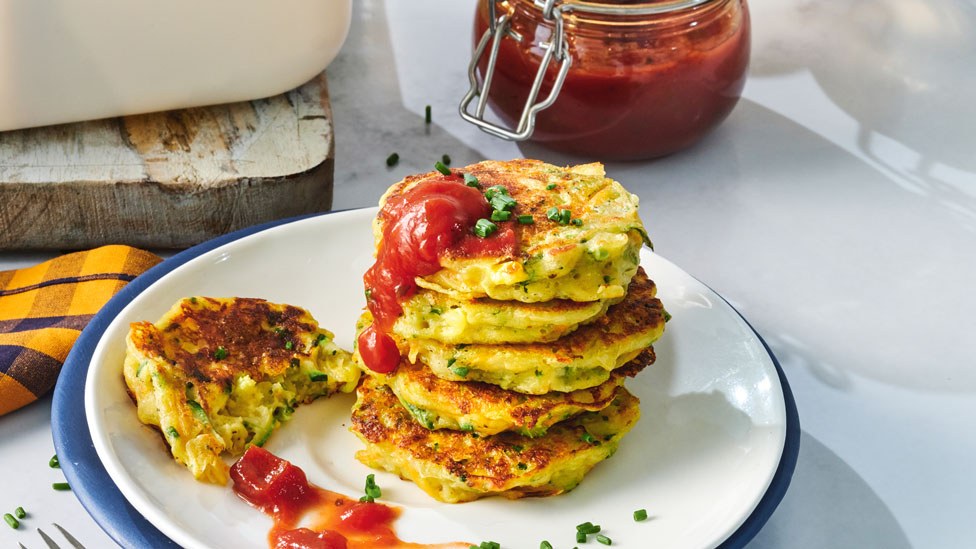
<box><xmin>51</xmin><ymin>209</ymin><xmax>800</xmax><ymax>549</ymax></box>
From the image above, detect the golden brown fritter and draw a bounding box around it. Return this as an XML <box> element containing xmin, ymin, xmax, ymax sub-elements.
<box><xmin>394</xmin><ymin>268</ymin><xmax>666</xmax><ymax>394</ymax></box>
<box><xmin>124</xmin><ymin>297</ymin><xmax>359</xmax><ymax>484</ymax></box>
<box><xmin>368</xmin><ymin>354</ymin><xmax>647</xmax><ymax>437</ymax></box>
<box><xmin>350</xmin><ymin>376</ymin><xmax>641</xmax><ymax>503</ymax></box>
<box><xmin>374</xmin><ymin>160</ymin><xmax>650</xmax><ymax>303</ymax></box>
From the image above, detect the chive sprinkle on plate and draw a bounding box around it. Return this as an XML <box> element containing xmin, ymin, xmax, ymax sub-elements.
<box><xmin>386</xmin><ymin>152</ymin><xmax>399</xmax><ymax>167</ymax></box>
<box><xmin>435</xmin><ymin>160</ymin><xmax>451</xmax><ymax>176</ymax></box>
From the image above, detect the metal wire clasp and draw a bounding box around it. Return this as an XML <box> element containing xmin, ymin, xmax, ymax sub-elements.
<box><xmin>459</xmin><ymin>0</ymin><xmax>572</xmax><ymax>141</ymax></box>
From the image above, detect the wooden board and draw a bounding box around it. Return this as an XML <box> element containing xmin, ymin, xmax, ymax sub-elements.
<box><xmin>0</xmin><ymin>72</ymin><xmax>334</xmax><ymax>250</ymax></box>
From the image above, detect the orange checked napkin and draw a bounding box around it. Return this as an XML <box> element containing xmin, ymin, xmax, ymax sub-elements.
<box><xmin>0</xmin><ymin>245</ymin><xmax>162</xmax><ymax>416</ymax></box>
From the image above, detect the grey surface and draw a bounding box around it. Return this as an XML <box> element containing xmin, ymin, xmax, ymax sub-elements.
<box><xmin>2</xmin><ymin>0</ymin><xmax>975</xmax><ymax>547</ymax></box>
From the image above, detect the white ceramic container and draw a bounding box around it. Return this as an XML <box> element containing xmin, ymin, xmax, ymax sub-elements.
<box><xmin>0</xmin><ymin>0</ymin><xmax>351</xmax><ymax>131</ymax></box>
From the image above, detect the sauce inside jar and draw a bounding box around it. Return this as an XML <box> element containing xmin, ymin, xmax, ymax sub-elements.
<box><xmin>231</xmin><ymin>446</ymin><xmax>468</xmax><ymax>549</ymax></box>
<box><xmin>474</xmin><ymin>0</ymin><xmax>751</xmax><ymax>160</ymax></box>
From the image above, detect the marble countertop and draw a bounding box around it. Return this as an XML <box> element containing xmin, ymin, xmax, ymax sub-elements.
<box><xmin>2</xmin><ymin>0</ymin><xmax>974</xmax><ymax>547</ymax></box>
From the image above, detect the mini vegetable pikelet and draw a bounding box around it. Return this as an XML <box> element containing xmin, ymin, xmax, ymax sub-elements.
<box><xmin>123</xmin><ymin>297</ymin><xmax>360</xmax><ymax>484</ymax></box>
<box><xmin>350</xmin><ymin>376</ymin><xmax>641</xmax><ymax>503</ymax></box>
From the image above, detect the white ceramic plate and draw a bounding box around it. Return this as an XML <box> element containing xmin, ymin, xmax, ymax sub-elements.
<box><xmin>85</xmin><ymin>208</ymin><xmax>787</xmax><ymax>549</ymax></box>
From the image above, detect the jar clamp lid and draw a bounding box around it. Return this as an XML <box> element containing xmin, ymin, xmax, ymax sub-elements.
<box><xmin>459</xmin><ymin>0</ymin><xmax>718</xmax><ymax>141</ymax></box>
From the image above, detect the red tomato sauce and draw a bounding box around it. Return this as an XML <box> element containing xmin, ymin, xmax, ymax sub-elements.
<box><xmin>474</xmin><ymin>0</ymin><xmax>751</xmax><ymax>159</ymax></box>
<box><xmin>358</xmin><ymin>173</ymin><xmax>516</xmax><ymax>374</ymax></box>
<box><xmin>231</xmin><ymin>446</ymin><xmax>467</xmax><ymax>549</ymax></box>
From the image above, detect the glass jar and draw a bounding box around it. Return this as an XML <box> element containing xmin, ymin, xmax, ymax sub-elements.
<box><xmin>471</xmin><ymin>0</ymin><xmax>750</xmax><ymax>160</ymax></box>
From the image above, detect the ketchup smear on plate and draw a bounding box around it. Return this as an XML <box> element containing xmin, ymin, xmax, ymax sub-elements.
<box><xmin>358</xmin><ymin>173</ymin><xmax>516</xmax><ymax>374</ymax></box>
<box><xmin>231</xmin><ymin>446</ymin><xmax>467</xmax><ymax>549</ymax></box>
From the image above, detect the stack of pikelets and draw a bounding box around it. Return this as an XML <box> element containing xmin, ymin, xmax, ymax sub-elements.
<box><xmin>350</xmin><ymin>159</ymin><xmax>667</xmax><ymax>503</ymax></box>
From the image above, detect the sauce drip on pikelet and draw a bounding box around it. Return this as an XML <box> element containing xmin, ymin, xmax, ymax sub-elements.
<box><xmin>359</xmin><ymin>173</ymin><xmax>515</xmax><ymax>373</ymax></box>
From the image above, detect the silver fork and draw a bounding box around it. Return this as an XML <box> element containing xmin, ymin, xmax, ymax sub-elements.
<box><xmin>18</xmin><ymin>523</ymin><xmax>87</xmax><ymax>549</ymax></box>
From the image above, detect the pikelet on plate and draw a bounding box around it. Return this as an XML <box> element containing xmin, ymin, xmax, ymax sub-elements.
<box><xmin>351</xmin><ymin>159</ymin><xmax>667</xmax><ymax>503</ymax></box>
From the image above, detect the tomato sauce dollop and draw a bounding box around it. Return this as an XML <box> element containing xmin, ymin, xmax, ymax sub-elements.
<box><xmin>231</xmin><ymin>446</ymin><xmax>466</xmax><ymax>549</ymax></box>
<box><xmin>358</xmin><ymin>174</ymin><xmax>515</xmax><ymax>374</ymax></box>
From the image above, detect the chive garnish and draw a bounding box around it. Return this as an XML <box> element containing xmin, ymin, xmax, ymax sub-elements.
<box><xmin>484</xmin><ymin>185</ymin><xmax>508</xmax><ymax>199</ymax></box>
<box><xmin>365</xmin><ymin>288</ymin><xmax>372</xmax><ymax>300</ymax></box>
<box><xmin>52</xmin><ymin>482</ymin><xmax>71</xmax><ymax>491</ymax></box>
<box><xmin>464</xmin><ymin>173</ymin><xmax>479</xmax><ymax>187</ymax></box>
<box><xmin>576</xmin><ymin>531</ymin><xmax>587</xmax><ymax>543</ymax></box>
<box><xmin>425</xmin><ymin>105</ymin><xmax>431</xmax><ymax>123</ymax></box>
<box><xmin>214</xmin><ymin>346</ymin><xmax>227</xmax><ymax>360</ymax></box>
<box><xmin>491</xmin><ymin>210</ymin><xmax>511</xmax><ymax>222</ymax></box>
<box><xmin>14</xmin><ymin>507</ymin><xmax>25</xmax><ymax>519</ymax></box>
<box><xmin>386</xmin><ymin>152</ymin><xmax>399</xmax><ymax>167</ymax></box>
<box><xmin>517</xmin><ymin>215</ymin><xmax>534</xmax><ymax>224</ymax></box>
<box><xmin>166</xmin><ymin>426</ymin><xmax>179</xmax><ymax>438</ymax></box>
<box><xmin>435</xmin><ymin>161</ymin><xmax>451</xmax><ymax>176</ymax></box>
<box><xmin>546</xmin><ymin>207</ymin><xmax>560</xmax><ymax>221</ymax></box>
<box><xmin>577</xmin><ymin>522</ymin><xmax>601</xmax><ymax>534</ymax></box>
<box><xmin>517</xmin><ymin>462</ymin><xmax>527</xmax><ymax>470</ymax></box>
<box><xmin>442</xmin><ymin>154</ymin><xmax>451</xmax><ymax>165</ymax></box>
<box><xmin>452</xmin><ymin>366</ymin><xmax>470</xmax><ymax>378</ymax></box>
<box><xmin>364</xmin><ymin>473</ymin><xmax>382</xmax><ymax>500</ymax></box>
<box><xmin>581</xmin><ymin>432</ymin><xmax>596</xmax><ymax>444</ymax></box>
<box><xmin>3</xmin><ymin>513</ymin><xmax>18</xmax><ymax>529</ymax></box>
<box><xmin>634</xmin><ymin>508</ymin><xmax>648</xmax><ymax>521</ymax></box>
<box><xmin>559</xmin><ymin>209</ymin><xmax>572</xmax><ymax>224</ymax></box>
<box><xmin>603</xmin><ymin>275</ymin><xmax>611</xmax><ymax>283</ymax></box>
<box><xmin>541</xmin><ymin>542</ymin><xmax>553</xmax><ymax>549</ymax></box>
<box><xmin>596</xmin><ymin>534</ymin><xmax>612</xmax><ymax>545</ymax></box>
<box><xmin>473</xmin><ymin>218</ymin><xmax>497</xmax><ymax>238</ymax></box>
<box><xmin>663</xmin><ymin>310</ymin><xmax>672</xmax><ymax>322</ymax></box>
<box><xmin>546</xmin><ymin>183</ymin><xmax>556</xmax><ymax>190</ymax></box>
<box><xmin>285</xmin><ymin>340</ymin><xmax>293</xmax><ymax>350</ymax></box>
<box><xmin>572</xmin><ymin>218</ymin><xmax>583</xmax><ymax>226</ymax></box>
<box><xmin>49</xmin><ymin>454</ymin><xmax>60</xmax><ymax>468</ymax></box>
<box><xmin>490</xmin><ymin>193</ymin><xmax>517</xmax><ymax>212</ymax></box>
<box><xmin>446</xmin><ymin>357</ymin><xmax>457</xmax><ymax>367</ymax></box>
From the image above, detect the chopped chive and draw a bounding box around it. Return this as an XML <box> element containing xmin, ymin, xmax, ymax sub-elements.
<box><xmin>14</xmin><ymin>507</ymin><xmax>25</xmax><ymax>519</ymax></box>
<box><xmin>52</xmin><ymin>482</ymin><xmax>71</xmax><ymax>491</ymax></box>
<box><xmin>484</xmin><ymin>185</ymin><xmax>508</xmax><ymax>199</ymax></box>
<box><xmin>512</xmin><ymin>444</ymin><xmax>524</xmax><ymax>452</ymax></box>
<box><xmin>541</xmin><ymin>542</ymin><xmax>553</xmax><ymax>549</ymax></box>
<box><xmin>430</xmin><ymin>307</ymin><xmax>443</xmax><ymax>315</ymax></box>
<box><xmin>386</xmin><ymin>152</ymin><xmax>399</xmax><ymax>167</ymax></box>
<box><xmin>290</xmin><ymin>358</ymin><xmax>301</xmax><ymax>368</ymax></box>
<box><xmin>559</xmin><ymin>209</ymin><xmax>572</xmax><ymax>224</ymax></box>
<box><xmin>546</xmin><ymin>207</ymin><xmax>560</xmax><ymax>221</ymax></box>
<box><xmin>446</xmin><ymin>357</ymin><xmax>457</xmax><ymax>367</ymax></box>
<box><xmin>425</xmin><ymin>105</ymin><xmax>431</xmax><ymax>123</ymax></box>
<box><xmin>572</xmin><ymin>218</ymin><xmax>583</xmax><ymax>226</ymax></box>
<box><xmin>546</xmin><ymin>183</ymin><xmax>556</xmax><ymax>190</ymax></box>
<box><xmin>517</xmin><ymin>214</ymin><xmax>534</xmax><ymax>224</ymax></box>
<box><xmin>577</xmin><ymin>522</ymin><xmax>601</xmax><ymax>534</ymax></box>
<box><xmin>490</xmin><ymin>193</ymin><xmax>517</xmax><ymax>212</ymax></box>
<box><xmin>4</xmin><ymin>513</ymin><xmax>18</xmax><ymax>529</ymax></box>
<box><xmin>309</xmin><ymin>371</ymin><xmax>329</xmax><ymax>382</ymax></box>
<box><xmin>49</xmin><ymin>454</ymin><xmax>60</xmax><ymax>468</ymax></box>
<box><xmin>365</xmin><ymin>288</ymin><xmax>372</xmax><ymax>300</ymax></box>
<box><xmin>576</xmin><ymin>531</ymin><xmax>587</xmax><ymax>543</ymax></box>
<box><xmin>463</xmin><ymin>173</ymin><xmax>479</xmax><ymax>187</ymax></box>
<box><xmin>285</xmin><ymin>340</ymin><xmax>293</xmax><ymax>350</ymax></box>
<box><xmin>473</xmin><ymin>218</ymin><xmax>497</xmax><ymax>238</ymax></box>
<box><xmin>166</xmin><ymin>426</ymin><xmax>180</xmax><ymax>438</ymax></box>
<box><xmin>634</xmin><ymin>508</ymin><xmax>648</xmax><ymax>521</ymax></box>
<box><xmin>364</xmin><ymin>473</ymin><xmax>382</xmax><ymax>500</ymax></box>
<box><xmin>603</xmin><ymin>275</ymin><xmax>611</xmax><ymax>283</ymax></box>
<box><xmin>214</xmin><ymin>346</ymin><xmax>227</xmax><ymax>360</ymax></box>
<box><xmin>491</xmin><ymin>210</ymin><xmax>511</xmax><ymax>222</ymax></box>
<box><xmin>597</xmin><ymin>534</ymin><xmax>612</xmax><ymax>545</ymax></box>
<box><xmin>581</xmin><ymin>432</ymin><xmax>596</xmax><ymax>444</ymax></box>
<box><xmin>442</xmin><ymin>154</ymin><xmax>451</xmax><ymax>165</ymax></box>
<box><xmin>517</xmin><ymin>462</ymin><xmax>527</xmax><ymax>470</ymax></box>
<box><xmin>187</xmin><ymin>401</ymin><xmax>209</xmax><ymax>424</ymax></box>
<box><xmin>452</xmin><ymin>366</ymin><xmax>470</xmax><ymax>378</ymax></box>
<box><xmin>663</xmin><ymin>310</ymin><xmax>672</xmax><ymax>322</ymax></box>
<box><xmin>359</xmin><ymin>495</ymin><xmax>374</xmax><ymax>503</ymax></box>
<box><xmin>435</xmin><ymin>161</ymin><xmax>451</xmax><ymax>176</ymax></box>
